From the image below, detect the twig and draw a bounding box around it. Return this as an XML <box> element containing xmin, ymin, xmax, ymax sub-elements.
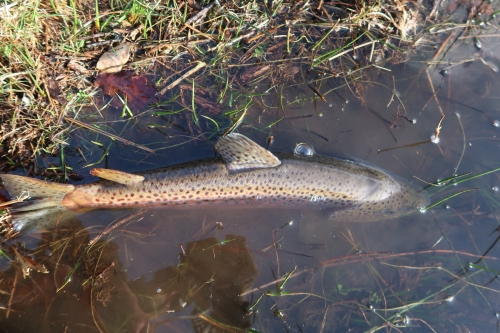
<box><xmin>6</xmin><ymin>270</ymin><xmax>17</xmax><ymax>319</ymax></box>
<box><xmin>88</xmin><ymin>210</ymin><xmax>144</xmax><ymax>248</ymax></box>
<box><xmin>64</xmin><ymin>117</ymin><xmax>155</xmax><ymax>153</ymax></box>
<box><xmin>183</xmin><ymin>23</ymin><xmax>217</xmax><ymax>41</ymax></box>
<box><xmin>183</xmin><ymin>2</ymin><xmax>216</xmax><ymax>27</ymax></box>
<box><xmin>0</xmin><ymin>192</ymin><xmax>29</xmax><ymax>208</ymax></box>
<box><xmin>329</xmin><ymin>40</ymin><xmax>377</xmax><ymax>61</ymax></box>
<box><xmin>157</xmin><ymin>62</ymin><xmax>206</xmax><ymax>95</ymax></box>
<box><xmin>425</xmin><ymin>70</ymin><xmax>445</xmax><ymax>116</ymax></box>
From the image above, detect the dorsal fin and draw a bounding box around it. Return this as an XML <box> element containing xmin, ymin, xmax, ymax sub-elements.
<box><xmin>90</xmin><ymin>168</ymin><xmax>144</xmax><ymax>186</ymax></box>
<box><xmin>215</xmin><ymin>133</ymin><xmax>281</xmax><ymax>172</ymax></box>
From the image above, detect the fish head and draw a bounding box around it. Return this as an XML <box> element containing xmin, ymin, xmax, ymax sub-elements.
<box><xmin>370</xmin><ymin>175</ymin><xmax>430</xmax><ymax>220</ymax></box>
<box><xmin>330</xmin><ymin>173</ymin><xmax>430</xmax><ymax>222</ymax></box>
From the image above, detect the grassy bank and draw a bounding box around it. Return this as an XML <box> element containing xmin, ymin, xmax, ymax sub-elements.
<box><xmin>0</xmin><ymin>0</ymin><xmax>433</xmax><ymax>170</ymax></box>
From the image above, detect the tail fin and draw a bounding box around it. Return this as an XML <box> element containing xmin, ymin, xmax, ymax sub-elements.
<box><xmin>0</xmin><ymin>175</ymin><xmax>76</xmax><ymax>237</ymax></box>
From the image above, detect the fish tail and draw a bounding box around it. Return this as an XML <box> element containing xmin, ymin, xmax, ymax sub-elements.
<box><xmin>0</xmin><ymin>175</ymin><xmax>76</xmax><ymax>237</ymax></box>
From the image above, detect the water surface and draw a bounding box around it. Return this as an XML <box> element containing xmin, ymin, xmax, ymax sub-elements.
<box><xmin>2</xmin><ymin>36</ymin><xmax>500</xmax><ymax>333</ymax></box>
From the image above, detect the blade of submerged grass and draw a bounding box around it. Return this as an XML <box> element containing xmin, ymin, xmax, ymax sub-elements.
<box><xmin>450</xmin><ymin>167</ymin><xmax>500</xmax><ymax>186</ymax></box>
<box><xmin>313</xmin><ymin>33</ymin><xmax>370</xmax><ymax>66</ymax></box>
<box><xmin>94</xmin><ymin>0</ymin><xmax>100</xmax><ymax>30</ymax></box>
<box><xmin>265</xmin><ymin>117</ymin><xmax>284</xmax><ymax>129</ymax></box>
<box><xmin>421</xmin><ymin>188</ymin><xmax>478</xmax><ymax>211</ymax></box>
<box><xmin>191</xmin><ymin>79</ymin><xmax>198</xmax><ymax>126</ymax></box>
<box><xmin>83</xmin><ymin>143</ymin><xmax>111</xmax><ymax>168</ymax></box>
<box><xmin>424</xmin><ymin>172</ymin><xmax>472</xmax><ymax>190</ymax></box>
<box><xmin>198</xmin><ymin>313</ymin><xmax>259</xmax><ymax>333</ymax></box>
<box><xmin>57</xmin><ymin>260</ymin><xmax>82</xmax><ymax>292</ymax></box>
<box><xmin>468</xmin><ymin>263</ymin><xmax>500</xmax><ymax>275</ymax></box>
<box><xmin>152</xmin><ymin>108</ymin><xmax>186</xmax><ymax>116</ymax></box>
<box><xmin>201</xmin><ymin>115</ymin><xmax>220</xmax><ymax>136</ymax></box>
<box><xmin>311</xmin><ymin>24</ymin><xmax>337</xmax><ymax>51</ymax></box>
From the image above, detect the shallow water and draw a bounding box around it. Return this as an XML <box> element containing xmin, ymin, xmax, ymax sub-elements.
<box><xmin>2</xmin><ymin>37</ymin><xmax>500</xmax><ymax>332</ymax></box>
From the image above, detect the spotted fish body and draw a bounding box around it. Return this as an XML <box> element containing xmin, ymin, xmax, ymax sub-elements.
<box><xmin>1</xmin><ymin>134</ymin><xmax>429</xmax><ymax>234</ymax></box>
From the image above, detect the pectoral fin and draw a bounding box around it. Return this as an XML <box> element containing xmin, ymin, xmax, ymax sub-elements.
<box><xmin>90</xmin><ymin>168</ymin><xmax>144</xmax><ymax>186</ymax></box>
<box><xmin>215</xmin><ymin>133</ymin><xmax>281</xmax><ymax>172</ymax></box>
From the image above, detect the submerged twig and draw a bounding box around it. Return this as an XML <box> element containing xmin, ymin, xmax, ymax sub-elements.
<box><xmin>157</xmin><ymin>61</ymin><xmax>206</xmax><ymax>95</ymax></box>
<box><xmin>88</xmin><ymin>210</ymin><xmax>144</xmax><ymax>248</ymax></box>
<box><xmin>0</xmin><ymin>191</ymin><xmax>29</xmax><ymax>208</ymax></box>
<box><xmin>64</xmin><ymin>117</ymin><xmax>155</xmax><ymax>153</ymax></box>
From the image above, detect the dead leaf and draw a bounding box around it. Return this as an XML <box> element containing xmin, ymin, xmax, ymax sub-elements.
<box><xmin>94</xmin><ymin>70</ymin><xmax>157</xmax><ymax>112</ymax></box>
<box><xmin>96</xmin><ymin>42</ymin><xmax>132</xmax><ymax>73</ymax></box>
<box><xmin>46</xmin><ymin>78</ymin><xmax>67</xmax><ymax>104</ymax></box>
<box><xmin>11</xmin><ymin>246</ymin><xmax>49</xmax><ymax>279</ymax></box>
<box><xmin>67</xmin><ymin>60</ymin><xmax>90</xmax><ymax>75</ymax></box>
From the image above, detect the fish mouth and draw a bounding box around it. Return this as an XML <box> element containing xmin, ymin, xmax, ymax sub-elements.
<box><xmin>413</xmin><ymin>189</ymin><xmax>430</xmax><ymax>211</ymax></box>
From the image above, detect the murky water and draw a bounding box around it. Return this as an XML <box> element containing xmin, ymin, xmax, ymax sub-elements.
<box><xmin>2</xmin><ymin>36</ymin><xmax>500</xmax><ymax>332</ymax></box>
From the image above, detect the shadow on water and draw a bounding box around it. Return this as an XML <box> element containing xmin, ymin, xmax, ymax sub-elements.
<box><xmin>3</xmin><ymin>35</ymin><xmax>500</xmax><ymax>333</ymax></box>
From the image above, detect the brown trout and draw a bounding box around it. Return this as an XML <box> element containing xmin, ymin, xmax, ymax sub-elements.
<box><xmin>1</xmin><ymin>134</ymin><xmax>429</xmax><ymax>234</ymax></box>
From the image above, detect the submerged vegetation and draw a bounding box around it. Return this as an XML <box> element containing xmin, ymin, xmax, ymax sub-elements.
<box><xmin>1</xmin><ymin>0</ymin><xmax>500</xmax><ymax>332</ymax></box>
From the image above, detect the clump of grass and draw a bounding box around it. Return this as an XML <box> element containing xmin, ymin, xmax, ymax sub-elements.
<box><xmin>0</xmin><ymin>209</ymin><xmax>16</xmax><ymax>239</ymax></box>
<box><xmin>1</xmin><ymin>3</ymin><xmax>43</xmax><ymax>153</ymax></box>
<box><xmin>0</xmin><ymin>0</ymin><xmax>90</xmax><ymax>170</ymax></box>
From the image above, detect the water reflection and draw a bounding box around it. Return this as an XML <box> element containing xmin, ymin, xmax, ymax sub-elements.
<box><xmin>0</xmin><ymin>215</ymin><xmax>258</xmax><ymax>333</ymax></box>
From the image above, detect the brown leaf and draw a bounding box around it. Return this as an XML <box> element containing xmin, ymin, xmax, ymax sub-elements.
<box><xmin>94</xmin><ymin>70</ymin><xmax>157</xmax><ymax>112</ymax></box>
<box><xmin>11</xmin><ymin>246</ymin><xmax>49</xmax><ymax>279</ymax></box>
<box><xmin>46</xmin><ymin>78</ymin><xmax>67</xmax><ymax>104</ymax></box>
